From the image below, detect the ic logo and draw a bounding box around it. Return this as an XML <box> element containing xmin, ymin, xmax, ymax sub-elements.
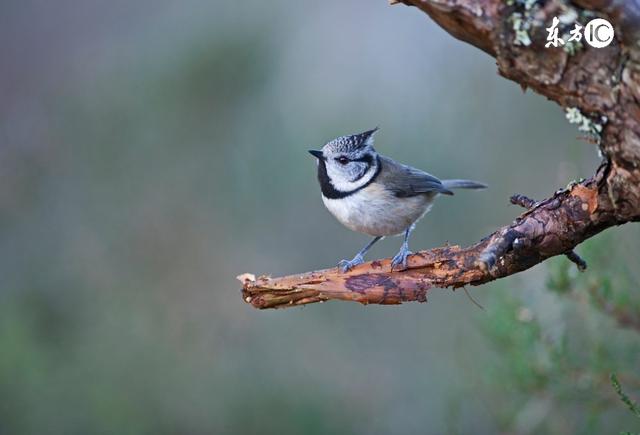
<box><xmin>584</xmin><ymin>18</ymin><xmax>614</xmax><ymax>48</ymax></box>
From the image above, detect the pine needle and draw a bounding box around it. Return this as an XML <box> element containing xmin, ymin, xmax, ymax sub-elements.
<box><xmin>463</xmin><ymin>286</ymin><xmax>485</xmax><ymax>310</ymax></box>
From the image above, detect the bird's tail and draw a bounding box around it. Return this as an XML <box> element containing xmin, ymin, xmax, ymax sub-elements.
<box><xmin>441</xmin><ymin>179</ymin><xmax>488</xmax><ymax>190</ymax></box>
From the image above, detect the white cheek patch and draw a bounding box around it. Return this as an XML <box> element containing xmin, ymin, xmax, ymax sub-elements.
<box><xmin>327</xmin><ymin>163</ymin><xmax>376</xmax><ymax>193</ymax></box>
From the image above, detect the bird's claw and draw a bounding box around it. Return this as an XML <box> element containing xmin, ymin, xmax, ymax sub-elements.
<box><xmin>390</xmin><ymin>247</ymin><xmax>412</xmax><ymax>271</ymax></box>
<box><xmin>338</xmin><ymin>255</ymin><xmax>364</xmax><ymax>272</ymax></box>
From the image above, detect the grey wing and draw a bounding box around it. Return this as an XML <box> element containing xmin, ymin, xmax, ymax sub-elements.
<box><xmin>378</xmin><ymin>156</ymin><xmax>453</xmax><ymax>197</ymax></box>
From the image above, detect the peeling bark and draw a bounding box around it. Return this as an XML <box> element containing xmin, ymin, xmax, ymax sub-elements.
<box><xmin>239</xmin><ymin>0</ymin><xmax>640</xmax><ymax>309</ymax></box>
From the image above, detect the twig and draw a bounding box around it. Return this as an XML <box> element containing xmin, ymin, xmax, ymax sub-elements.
<box><xmin>510</xmin><ymin>194</ymin><xmax>537</xmax><ymax>209</ymax></box>
<box><xmin>565</xmin><ymin>250</ymin><xmax>587</xmax><ymax>271</ymax></box>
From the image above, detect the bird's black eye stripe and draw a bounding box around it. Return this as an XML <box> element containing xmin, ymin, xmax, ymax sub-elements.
<box><xmin>352</xmin><ymin>154</ymin><xmax>373</xmax><ymax>164</ymax></box>
<box><xmin>335</xmin><ymin>154</ymin><xmax>373</xmax><ymax>165</ymax></box>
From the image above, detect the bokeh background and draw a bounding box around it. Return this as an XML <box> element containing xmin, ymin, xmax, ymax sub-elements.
<box><xmin>1</xmin><ymin>1</ymin><xmax>639</xmax><ymax>434</ymax></box>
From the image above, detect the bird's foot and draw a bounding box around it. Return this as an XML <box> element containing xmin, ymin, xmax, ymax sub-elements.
<box><xmin>338</xmin><ymin>254</ymin><xmax>364</xmax><ymax>272</ymax></box>
<box><xmin>390</xmin><ymin>246</ymin><xmax>412</xmax><ymax>271</ymax></box>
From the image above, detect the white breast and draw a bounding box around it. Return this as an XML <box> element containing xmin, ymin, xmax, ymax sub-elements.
<box><xmin>322</xmin><ymin>183</ymin><xmax>436</xmax><ymax>237</ymax></box>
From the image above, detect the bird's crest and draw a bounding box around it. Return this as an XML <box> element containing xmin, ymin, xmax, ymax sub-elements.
<box><xmin>326</xmin><ymin>127</ymin><xmax>378</xmax><ymax>153</ymax></box>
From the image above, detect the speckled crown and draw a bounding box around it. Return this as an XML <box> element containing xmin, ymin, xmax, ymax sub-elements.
<box><xmin>326</xmin><ymin>127</ymin><xmax>378</xmax><ymax>152</ymax></box>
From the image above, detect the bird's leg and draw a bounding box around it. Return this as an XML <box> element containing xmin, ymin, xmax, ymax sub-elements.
<box><xmin>339</xmin><ymin>236</ymin><xmax>383</xmax><ymax>272</ymax></box>
<box><xmin>391</xmin><ymin>224</ymin><xmax>415</xmax><ymax>271</ymax></box>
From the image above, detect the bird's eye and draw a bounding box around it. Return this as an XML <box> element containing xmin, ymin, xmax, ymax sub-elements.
<box><xmin>337</xmin><ymin>156</ymin><xmax>349</xmax><ymax>165</ymax></box>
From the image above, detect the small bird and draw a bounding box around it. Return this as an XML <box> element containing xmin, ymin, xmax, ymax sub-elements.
<box><xmin>309</xmin><ymin>127</ymin><xmax>487</xmax><ymax>272</ymax></box>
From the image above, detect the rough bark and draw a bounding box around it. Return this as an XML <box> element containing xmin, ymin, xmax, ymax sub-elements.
<box><xmin>239</xmin><ymin>0</ymin><xmax>640</xmax><ymax>310</ymax></box>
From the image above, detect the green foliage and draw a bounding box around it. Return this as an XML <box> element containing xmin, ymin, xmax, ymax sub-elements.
<box><xmin>611</xmin><ymin>373</ymin><xmax>640</xmax><ymax>435</ymax></box>
<box><xmin>611</xmin><ymin>373</ymin><xmax>640</xmax><ymax>419</ymax></box>
<box><xmin>482</xmin><ymin>290</ymin><xmax>559</xmax><ymax>392</ymax></box>
<box><xmin>478</xmin><ymin>229</ymin><xmax>640</xmax><ymax>433</ymax></box>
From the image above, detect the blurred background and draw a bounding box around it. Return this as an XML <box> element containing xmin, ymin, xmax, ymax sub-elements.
<box><xmin>1</xmin><ymin>1</ymin><xmax>639</xmax><ymax>434</ymax></box>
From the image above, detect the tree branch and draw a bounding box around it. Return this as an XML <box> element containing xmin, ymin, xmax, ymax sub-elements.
<box><xmin>239</xmin><ymin>0</ymin><xmax>640</xmax><ymax>309</ymax></box>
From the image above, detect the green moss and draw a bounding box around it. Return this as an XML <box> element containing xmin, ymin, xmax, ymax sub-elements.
<box><xmin>563</xmin><ymin>39</ymin><xmax>583</xmax><ymax>55</ymax></box>
<box><xmin>505</xmin><ymin>0</ymin><xmax>542</xmax><ymax>46</ymax></box>
<box><xmin>565</xmin><ymin>107</ymin><xmax>606</xmax><ymax>138</ymax></box>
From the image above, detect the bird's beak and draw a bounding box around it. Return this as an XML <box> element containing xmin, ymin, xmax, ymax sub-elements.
<box><xmin>308</xmin><ymin>150</ymin><xmax>324</xmax><ymax>159</ymax></box>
